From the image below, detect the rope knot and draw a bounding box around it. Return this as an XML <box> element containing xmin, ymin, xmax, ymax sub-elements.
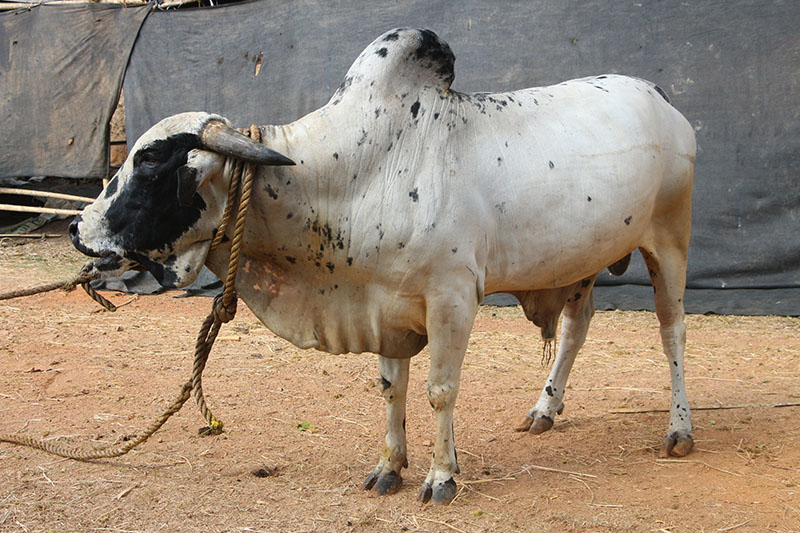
<box><xmin>213</xmin><ymin>292</ymin><xmax>238</xmax><ymax>323</ymax></box>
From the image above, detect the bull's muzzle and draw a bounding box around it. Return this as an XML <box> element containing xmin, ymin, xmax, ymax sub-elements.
<box><xmin>69</xmin><ymin>215</ymin><xmax>98</xmax><ymax>257</ymax></box>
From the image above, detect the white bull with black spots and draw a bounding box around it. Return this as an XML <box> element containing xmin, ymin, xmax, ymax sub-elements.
<box><xmin>70</xmin><ymin>28</ymin><xmax>696</xmax><ymax>504</ymax></box>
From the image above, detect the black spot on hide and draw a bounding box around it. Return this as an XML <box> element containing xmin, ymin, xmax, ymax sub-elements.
<box><xmin>285</xmin><ymin>256</ymin><xmax>296</xmax><ymax>264</ymax></box>
<box><xmin>383</xmin><ymin>31</ymin><xmax>400</xmax><ymax>41</ymax></box>
<box><xmin>409</xmin><ymin>188</ymin><xmax>419</xmax><ymax>202</ymax></box>
<box><xmin>573</xmin><ymin>292</ymin><xmax>582</xmax><ymax>301</ymax></box>
<box><xmin>624</xmin><ymin>215</ymin><xmax>632</xmax><ymax>225</ymax></box>
<box><xmin>375</xmin><ymin>47</ymin><xmax>388</xmax><ymax>58</ymax></box>
<box><xmin>337</xmin><ymin>76</ymin><xmax>353</xmax><ymax>93</ymax></box>
<box><xmin>265</xmin><ymin>183</ymin><xmax>278</xmax><ymax>200</ymax></box>
<box><xmin>103</xmin><ymin>176</ymin><xmax>118</xmax><ymax>199</ymax></box>
<box><xmin>414</xmin><ymin>29</ymin><xmax>455</xmax><ymax>85</ymax></box>
<box><xmin>545</xmin><ymin>386</ymin><xmax>554</xmax><ymax>397</ymax></box>
<box><xmin>105</xmin><ymin>133</ymin><xmax>205</xmax><ymax>259</ymax></box>
<box><xmin>128</xmin><ymin>252</ymin><xmax>179</xmax><ymax>287</ymax></box>
<box><xmin>333</xmin><ymin>152</ymin><xmax>339</xmax><ymax>160</ymax></box>
<box><xmin>380</xmin><ymin>376</ymin><xmax>391</xmax><ymax>390</ymax></box>
<box><xmin>410</xmin><ymin>101</ymin><xmax>421</xmax><ymax>118</ymax></box>
<box><xmin>653</xmin><ymin>85</ymin><xmax>670</xmax><ymax>103</ymax></box>
<box><xmin>346</xmin><ymin>257</ymin><xmax>353</xmax><ymax>266</ymax></box>
<box><xmin>549</xmin><ymin>161</ymin><xmax>555</xmax><ymax>169</ymax></box>
<box><xmin>326</xmin><ymin>262</ymin><xmax>335</xmax><ymax>273</ymax></box>
<box><xmin>433</xmin><ymin>112</ymin><xmax>440</xmax><ymax>120</ymax></box>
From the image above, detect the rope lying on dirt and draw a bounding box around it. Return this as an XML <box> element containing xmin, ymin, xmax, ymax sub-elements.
<box><xmin>0</xmin><ymin>126</ymin><xmax>260</xmax><ymax>458</ymax></box>
<box><xmin>0</xmin><ymin>265</ymin><xmax>117</xmax><ymax>312</ymax></box>
<box><xmin>0</xmin><ymin>384</ymin><xmax>192</xmax><ymax>459</ymax></box>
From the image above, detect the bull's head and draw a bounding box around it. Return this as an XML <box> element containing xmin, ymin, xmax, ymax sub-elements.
<box><xmin>70</xmin><ymin>112</ymin><xmax>293</xmax><ymax>287</ymax></box>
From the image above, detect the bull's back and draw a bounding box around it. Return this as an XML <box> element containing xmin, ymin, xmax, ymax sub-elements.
<box><xmin>463</xmin><ymin>75</ymin><xmax>695</xmax><ymax>291</ymax></box>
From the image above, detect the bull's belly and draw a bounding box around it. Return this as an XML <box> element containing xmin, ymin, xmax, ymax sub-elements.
<box><xmin>213</xmin><ymin>254</ymin><xmax>428</xmax><ymax>357</ymax></box>
<box><xmin>483</xmin><ymin>197</ymin><xmax>653</xmax><ymax>291</ymax></box>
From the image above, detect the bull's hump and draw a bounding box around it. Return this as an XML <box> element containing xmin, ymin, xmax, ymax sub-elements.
<box><xmin>332</xmin><ymin>28</ymin><xmax>455</xmax><ymax>103</ymax></box>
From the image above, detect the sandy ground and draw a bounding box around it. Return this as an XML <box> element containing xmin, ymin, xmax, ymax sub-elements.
<box><xmin>0</xmin><ymin>223</ymin><xmax>798</xmax><ymax>532</ymax></box>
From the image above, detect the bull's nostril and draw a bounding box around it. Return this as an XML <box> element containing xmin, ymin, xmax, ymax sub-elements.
<box><xmin>68</xmin><ymin>218</ymin><xmax>79</xmax><ymax>240</ymax></box>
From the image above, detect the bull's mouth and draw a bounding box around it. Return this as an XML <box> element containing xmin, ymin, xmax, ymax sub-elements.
<box><xmin>79</xmin><ymin>253</ymin><xmax>127</xmax><ymax>278</ymax></box>
<box><xmin>71</xmin><ymin>234</ymin><xmax>102</xmax><ymax>259</ymax></box>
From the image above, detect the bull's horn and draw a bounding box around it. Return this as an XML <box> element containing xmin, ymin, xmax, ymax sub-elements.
<box><xmin>201</xmin><ymin>120</ymin><xmax>295</xmax><ymax>166</ymax></box>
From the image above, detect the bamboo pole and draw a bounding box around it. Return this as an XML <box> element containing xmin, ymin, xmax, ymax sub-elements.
<box><xmin>0</xmin><ymin>187</ymin><xmax>95</xmax><ymax>204</ymax></box>
<box><xmin>0</xmin><ymin>0</ymin><xmax>199</xmax><ymax>10</ymax></box>
<box><xmin>0</xmin><ymin>203</ymin><xmax>82</xmax><ymax>216</ymax></box>
<box><xmin>0</xmin><ymin>233</ymin><xmax>62</xmax><ymax>238</ymax></box>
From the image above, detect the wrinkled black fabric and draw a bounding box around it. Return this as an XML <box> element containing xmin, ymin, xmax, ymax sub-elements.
<box><xmin>0</xmin><ymin>4</ymin><xmax>149</xmax><ymax>179</ymax></box>
<box><xmin>116</xmin><ymin>0</ymin><xmax>798</xmax><ymax>315</ymax></box>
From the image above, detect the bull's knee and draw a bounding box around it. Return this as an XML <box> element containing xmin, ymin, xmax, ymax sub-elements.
<box><xmin>426</xmin><ymin>382</ymin><xmax>458</xmax><ymax>411</ymax></box>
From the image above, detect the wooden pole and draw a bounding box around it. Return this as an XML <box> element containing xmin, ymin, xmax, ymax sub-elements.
<box><xmin>0</xmin><ymin>233</ymin><xmax>62</xmax><ymax>238</ymax></box>
<box><xmin>0</xmin><ymin>187</ymin><xmax>95</xmax><ymax>204</ymax></box>
<box><xmin>0</xmin><ymin>0</ymin><xmax>199</xmax><ymax>10</ymax></box>
<box><xmin>0</xmin><ymin>203</ymin><xmax>82</xmax><ymax>216</ymax></box>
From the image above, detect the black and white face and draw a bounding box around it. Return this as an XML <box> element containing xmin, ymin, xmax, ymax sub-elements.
<box><xmin>70</xmin><ymin>112</ymin><xmax>293</xmax><ymax>288</ymax></box>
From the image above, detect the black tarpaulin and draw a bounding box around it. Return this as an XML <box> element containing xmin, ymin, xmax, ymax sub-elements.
<box><xmin>0</xmin><ymin>4</ymin><xmax>149</xmax><ymax>179</ymax></box>
<box><xmin>118</xmin><ymin>0</ymin><xmax>799</xmax><ymax>315</ymax></box>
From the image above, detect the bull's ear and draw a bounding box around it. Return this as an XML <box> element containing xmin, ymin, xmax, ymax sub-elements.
<box><xmin>177</xmin><ymin>166</ymin><xmax>199</xmax><ymax>207</ymax></box>
<box><xmin>200</xmin><ymin>120</ymin><xmax>295</xmax><ymax>166</ymax></box>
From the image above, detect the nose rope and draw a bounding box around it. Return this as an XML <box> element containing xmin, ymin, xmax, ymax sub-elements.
<box><xmin>0</xmin><ymin>125</ymin><xmax>261</xmax><ymax>458</ymax></box>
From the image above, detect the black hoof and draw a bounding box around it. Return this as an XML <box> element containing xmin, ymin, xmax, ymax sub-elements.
<box><xmin>418</xmin><ymin>482</ymin><xmax>433</xmax><ymax>503</ymax></box>
<box><xmin>363</xmin><ymin>471</ymin><xmax>379</xmax><ymax>491</ymax></box>
<box><xmin>514</xmin><ymin>415</ymin><xmax>534</xmax><ymax>432</ymax></box>
<box><xmin>376</xmin><ymin>472</ymin><xmax>403</xmax><ymax>495</ymax></box>
<box><xmin>660</xmin><ymin>432</ymin><xmax>694</xmax><ymax>458</ymax></box>
<box><xmin>364</xmin><ymin>471</ymin><xmax>403</xmax><ymax>496</ymax></box>
<box><xmin>531</xmin><ymin>415</ymin><xmax>554</xmax><ymax>435</ymax></box>
<box><xmin>431</xmin><ymin>478</ymin><xmax>457</xmax><ymax>505</ymax></box>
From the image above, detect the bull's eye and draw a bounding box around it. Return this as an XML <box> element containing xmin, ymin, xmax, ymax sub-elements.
<box><xmin>139</xmin><ymin>157</ymin><xmax>160</xmax><ymax>171</ymax></box>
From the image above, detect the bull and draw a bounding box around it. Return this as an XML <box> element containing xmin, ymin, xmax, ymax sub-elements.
<box><xmin>70</xmin><ymin>28</ymin><xmax>696</xmax><ymax>504</ymax></box>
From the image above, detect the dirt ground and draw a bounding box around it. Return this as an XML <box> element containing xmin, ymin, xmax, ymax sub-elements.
<box><xmin>1</xmin><ymin>222</ymin><xmax>798</xmax><ymax>532</ymax></box>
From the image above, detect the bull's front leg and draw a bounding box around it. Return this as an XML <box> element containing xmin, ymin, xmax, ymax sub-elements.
<box><xmin>363</xmin><ymin>356</ymin><xmax>410</xmax><ymax>495</ymax></box>
<box><xmin>418</xmin><ymin>293</ymin><xmax>477</xmax><ymax>505</ymax></box>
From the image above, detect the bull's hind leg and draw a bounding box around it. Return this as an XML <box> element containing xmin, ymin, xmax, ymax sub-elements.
<box><xmin>641</xmin><ymin>226</ymin><xmax>694</xmax><ymax>457</ymax></box>
<box><xmin>515</xmin><ymin>277</ymin><xmax>597</xmax><ymax>434</ymax></box>
<box><xmin>363</xmin><ymin>356</ymin><xmax>410</xmax><ymax>495</ymax></box>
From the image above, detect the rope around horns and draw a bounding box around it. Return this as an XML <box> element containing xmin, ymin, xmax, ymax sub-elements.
<box><xmin>0</xmin><ymin>126</ymin><xmax>261</xmax><ymax>458</ymax></box>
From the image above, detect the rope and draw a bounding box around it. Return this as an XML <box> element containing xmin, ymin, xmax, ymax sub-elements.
<box><xmin>191</xmin><ymin>125</ymin><xmax>259</xmax><ymax>434</ymax></box>
<box><xmin>0</xmin><ymin>383</ymin><xmax>191</xmax><ymax>459</ymax></box>
<box><xmin>0</xmin><ymin>266</ymin><xmax>116</xmax><ymax>312</ymax></box>
<box><xmin>0</xmin><ymin>126</ymin><xmax>260</xmax><ymax>457</ymax></box>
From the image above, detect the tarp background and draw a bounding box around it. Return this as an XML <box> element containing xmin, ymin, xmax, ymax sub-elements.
<box><xmin>0</xmin><ymin>0</ymin><xmax>786</xmax><ymax>315</ymax></box>
<box><xmin>0</xmin><ymin>4</ymin><xmax>150</xmax><ymax>179</ymax></box>
<box><xmin>121</xmin><ymin>0</ymin><xmax>800</xmax><ymax>315</ymax></box>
